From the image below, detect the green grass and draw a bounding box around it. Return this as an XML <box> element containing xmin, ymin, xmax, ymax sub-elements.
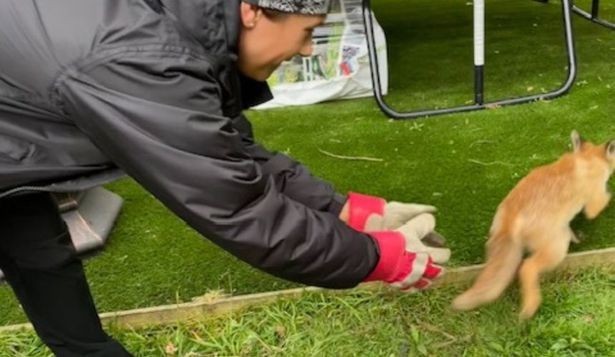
<box><xmin>2</xmin><ymin>267</ymin><xmax>615</xmax><ymax>356</ymax></box>
<box><xmin>1</xmin><ymin>0</ymin><xmax>614</xmax><ymax>330</ymax></box>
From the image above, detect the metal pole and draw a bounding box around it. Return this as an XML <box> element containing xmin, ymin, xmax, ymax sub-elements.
<box><xmin>474</xmin><ymin>0</ymin><xmax>485</xmax><ymax>105</ymax></box>
<box><xmin>591</xmin><ymin>0</ymin><xmax>600</xmax><ymax>19</ymax></box>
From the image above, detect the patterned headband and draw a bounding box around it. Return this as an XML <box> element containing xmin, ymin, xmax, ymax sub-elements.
<box><xmin>243</xmin><ymin>0</ymin><xmax>331</xmax><ymax>15</ymax></box>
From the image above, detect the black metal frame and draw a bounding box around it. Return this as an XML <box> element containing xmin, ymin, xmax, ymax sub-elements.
<box><xmin>362</xmin><ymin>0</ymin><xmax>577</xmax><ymax>119</ymax></box>
<box><xmin>572</xmin><ymin>0</ymin><xmax>615</xmax><ymax>29</ymax></box>
<box><xmin>538</xmin><ymin>0</ymin><xmax>614</xmax><ymax>29</ymax></box>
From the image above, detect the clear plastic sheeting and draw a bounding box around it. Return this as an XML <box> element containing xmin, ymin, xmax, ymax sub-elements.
<box><xmin>254</xmin><ymin>0</ymin><xmax>388</xmax><ymax>109</ymax></box>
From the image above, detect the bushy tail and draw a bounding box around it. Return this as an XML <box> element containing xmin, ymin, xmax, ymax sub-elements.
<box><xmin>452</xmin><ymin>232</ymin><xmax>523</xmax><ymax>311</ymax></box>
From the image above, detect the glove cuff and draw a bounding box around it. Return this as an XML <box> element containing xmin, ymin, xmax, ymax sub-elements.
<box><xmin>347</xmin><ymin>192</ymin><xmax>386</xmax><ymax>231</ymax></box>
<box><xmin>363</xmin><ymin>231</ymin><xmax>415</xmax><ymax>283</ymax></box>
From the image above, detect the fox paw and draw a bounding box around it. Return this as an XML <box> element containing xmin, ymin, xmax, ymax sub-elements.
<box><xmin>571</xmin><ymin>231</ymin><xmax>583</xmax><ymax>244</ymax></box>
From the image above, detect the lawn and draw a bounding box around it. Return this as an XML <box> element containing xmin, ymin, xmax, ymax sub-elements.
<box><xmin>1</xmin><ymin>0</ymin><xmax>614</xmax><ymax>350</ymax></box>
<box><xmin>3</xmin><ymin>267</ymin><xmax>614</xmax><ymax>356</ymax></box>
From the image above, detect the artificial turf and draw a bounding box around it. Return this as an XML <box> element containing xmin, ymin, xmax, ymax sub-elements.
<box><xmin>1</xmin><ymin>0</ymin><xmax>613</xmax><ymax>329</ymax></box>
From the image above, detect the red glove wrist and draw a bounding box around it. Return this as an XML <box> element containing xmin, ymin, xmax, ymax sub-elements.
<box><xmin>364</xmin><ymin>231</ymin><xmax>443</xmax><ymax>290</ymax></box>
<box><xmin>363</xmin><ymin>231</ymin><xmax>412</xmax><ymax>283</ymax></box>
<box><xmin>347</xmin><ymin>192</ymin><xmax>386</xmax><ymax>231</ymax></box>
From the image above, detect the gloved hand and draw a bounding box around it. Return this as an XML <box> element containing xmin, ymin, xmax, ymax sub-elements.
<box><xmin>346</xmin><ymin>192</ymin><xmax>436</xmax><ymax>230</ymax></box>
<box><xmin>363</xmin><ymin>213</ymin><xmax>451</xmax><ymax>292</ymax></box>
<box><xmin>346</xmin><ymin>192</ymin><xmax>446</xmax><ymax>247</ymax></box>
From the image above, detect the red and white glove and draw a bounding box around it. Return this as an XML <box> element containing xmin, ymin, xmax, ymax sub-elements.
<box><xmin>363</xmin><ymin>214</ymin><xmax>450</xmax><ymax>292</ymax></box>
<box><xmin>346</xmin><ymin>192</ymin><xmax>436</xmax><ymax>231</ymax></box>
<box><xmin>346</xmin><ymin>192</ymin><xmax>447</xmax><ymax>248</ymax></box>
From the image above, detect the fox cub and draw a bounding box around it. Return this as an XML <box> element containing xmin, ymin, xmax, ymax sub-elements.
<box><xmin>452</xmin><ymin>130</ymin><xmax>615</xmax><ymax>320</ymax></box>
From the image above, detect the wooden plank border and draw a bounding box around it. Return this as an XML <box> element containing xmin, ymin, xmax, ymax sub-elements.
<box><xmin>2</xmin><ymin>247</ymin><xmax>614</xmax><ymax>333</ymax></box>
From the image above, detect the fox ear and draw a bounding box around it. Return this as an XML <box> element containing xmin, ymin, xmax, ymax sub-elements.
<box><xmin>606</xmin><ymin>140</ymin><xmax>615</xmax><ymax>159</ymax></box>
<box><xmin>571</xmin><ymin>130</ymin><xmax>583</xmax><ymax>152</ymax></box>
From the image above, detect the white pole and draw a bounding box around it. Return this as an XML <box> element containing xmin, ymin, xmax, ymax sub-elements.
<box><xmin>474</xmin><ymin>0</ymin><xmax>485</xmax><ymax>66</ymax></box>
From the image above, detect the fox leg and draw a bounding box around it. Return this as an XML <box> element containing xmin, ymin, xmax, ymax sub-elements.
<box><xmin>518</xmin><ymin>232</ymin><xmax>569</xmax><ymax>320</ymax></box>
<box><xmin>570</xmin><ymin>230</ymin><xmax>580</xmax><ymax>244</ymax></box>
<box><xmin>584</xmin><ymin>189</ymin><xmax>611</xmax><ymax>219</ymax></box>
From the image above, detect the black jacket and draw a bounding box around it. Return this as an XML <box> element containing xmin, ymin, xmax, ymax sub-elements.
<box><xmin>0</xmin><ymin>0</ymin><xmax>379</xmax><ymax>288</ymax></box>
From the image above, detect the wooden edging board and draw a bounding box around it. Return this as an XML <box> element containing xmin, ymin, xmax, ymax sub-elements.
<box><xmin>1</xmin><ymin>247</ymin><xmax>614</xmax><ymax>333</ymax></box>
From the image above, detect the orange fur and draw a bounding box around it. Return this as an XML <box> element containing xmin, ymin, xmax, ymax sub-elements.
<box><xmin>452</xmin><ymin>131</ymin><xmax>615</xmax><ymax>320</ymax></box>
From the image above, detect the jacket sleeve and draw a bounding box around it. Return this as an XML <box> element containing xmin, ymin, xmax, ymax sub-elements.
<box><xmin>231</xmin><ymin>113</ymin><xmax>347</xmax><ymax>216</ymax></box>
<box><xmin>55</xmin><ymin>52</ymin><xmax>378</xmax><ymax>288</ymax></box>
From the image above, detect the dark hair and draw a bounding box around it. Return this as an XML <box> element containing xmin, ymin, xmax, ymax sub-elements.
<box><xmin>260</xmin><ymin>7</ymin><xmax>291</xmax><ymax>21</ymax></box>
